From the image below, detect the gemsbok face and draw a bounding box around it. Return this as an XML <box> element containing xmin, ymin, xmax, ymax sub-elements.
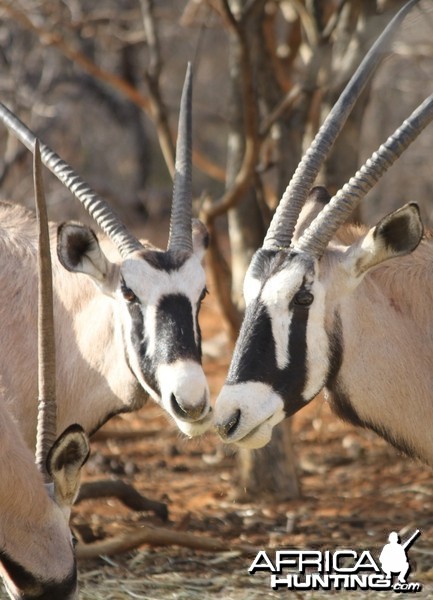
<box><xmin>0</xmin><ymin>64</ymin><xmax>212</xmax><ymax>444</ymax></box>
<box><xmin>215</xmin><ymin>0</ymin><xmax>433</xmax><ymax>461</ymax></box>
<box><xmin>56</xmin><ymin>216</ymin><xmax>209</xmax><ymax>436</ymax></box>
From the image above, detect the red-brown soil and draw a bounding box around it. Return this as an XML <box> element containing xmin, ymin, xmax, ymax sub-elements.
<box><xmin>68</xmin><ymin>290</ymin><xmax>433</xmax><ymax>599</ymax></box>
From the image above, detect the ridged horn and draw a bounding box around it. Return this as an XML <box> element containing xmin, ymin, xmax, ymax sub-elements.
<box><xmin>263</xmin><ymin>0</ymin><xmax>421</xmax><ymax>250</ymax></box>
<box><xmin>34</xmin><ymin>140</ymin><xmax>57</xmax><ymax>484</ymax></box>
<box><xmin>167</xmin><ymin>63</ymin><xmax>193</xmax><ymax>253</ymax></box>
<box><xmin>0</xmin><ymin>103</ymin><xmax>143</xmax><ymax>258</ymax></box>
<box><xmin>296</xmin><ymin>93</ymin><xmax>433</xmax><ymax>257</ymax></box>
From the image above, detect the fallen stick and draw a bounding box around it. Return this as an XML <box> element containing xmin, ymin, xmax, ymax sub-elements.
<box><xmin>76</xmin><ymin>525</ymin><xmax>258</xmax><ymax>559</ymax></box>
<box><xmin>77</xmin><ymin>480</ymin><xmax>168</xmax><ymax>521</ymax></box>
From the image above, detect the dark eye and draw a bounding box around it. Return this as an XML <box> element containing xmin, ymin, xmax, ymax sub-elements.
<box><xmin>293</xmin><ymin>289</ymin><xmax>314</xmax><ymax>307</ymax></box>
<box><xmin>71</xmin><ymin>535</ymin><xmax>78</xmax><ymax>549</ymax></box>
<box><xmin>121</xmin><ymin>279</ymin><xmax>138</xmax><ymax>303</ymax></box>
<box><xmin>198</xmin><ymin>287</ymin><xmax>208</xmax><ymax>304</ymax></box>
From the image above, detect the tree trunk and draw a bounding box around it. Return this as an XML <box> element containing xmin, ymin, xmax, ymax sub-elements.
<box><xmin>226</xmin><ymin>1</ymin><xmax>301</xmax><ymax>501</ymax></box>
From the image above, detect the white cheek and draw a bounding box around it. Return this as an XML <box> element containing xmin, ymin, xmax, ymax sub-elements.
<box><xmin>267</xmin><ymin>303</ymin><xmax>292</xmax><ymax>370</ymax></box>
<box><xmin>260</xmin><ymin>265</ymin><xmax>305</xmax><ymax>370</ymax></box>
<box><xmin>243</xmin><ymin>275</ymin><xmax>261</xmax><ymax>306</ymax></box>
<box><xmin>144</xmin><ymin>305</ymin><xmax>157</xmax><ymax>358</ymax></box>
<box><xmin>303</xmin><ymin>282</ymin><xmax>329</xmax><ymax>401</ymax></box>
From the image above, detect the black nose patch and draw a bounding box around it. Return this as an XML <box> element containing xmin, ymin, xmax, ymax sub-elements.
<box><xmin>156</xmin><ymin>294</ymin><xmax>200</xmax><ymax>363</ymax></box>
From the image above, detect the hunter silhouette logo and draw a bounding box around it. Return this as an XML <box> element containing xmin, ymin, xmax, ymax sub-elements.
<box><xmin>379</xmin><ymin>529</ymin><xmax>420</xmax><ymax>583</ymax></box>
<box><xmin>249</xmin><ymin>529</ymin><xmax>423</xmax><ymax>593</ymax></box>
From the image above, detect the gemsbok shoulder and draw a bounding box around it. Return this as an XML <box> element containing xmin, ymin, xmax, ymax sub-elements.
<box><xmin>0</xmin><ymin>144</ymin><xmax>89</xmax><ymax>600</ymax></box>
<box><xmin>0</xmin><ymin>64</ymin><xmax>212</xmax><ymax>448</ymax></box>
<box><xmin>214</xmin><ymin>0</ymin><xmax>433</xmax><ymax>464</ymax></box>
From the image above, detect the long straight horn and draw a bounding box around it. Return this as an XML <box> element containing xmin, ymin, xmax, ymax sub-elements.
<box><xmin>0</xmin><ymin>103</ymin><xmax>143</xmax><ymax>258</ymax></box>
<box><xmin>296</xmin><ymin>93</ymin><xmax>433</xmax><ymax>257</ymax></box>
<box><xmin>263</xmin><ymin>0</ymin><xmax>421</xmax><ymax>250</ymax></box>
<box><xmin>167</xmin><ymin>63</ymin><xmax>193</xmax><ymax>253</ymax></box>
<box><xmin>34</xmin><ymin>140</ymin><xmax>57</xmax><ymax>484</ymax></box>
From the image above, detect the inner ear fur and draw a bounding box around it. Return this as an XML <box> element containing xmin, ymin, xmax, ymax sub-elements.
<box><xmin>46</xmin><ymin>424</ymin><xmax>90</xmax><ymax>508</ymax></box>
<box><xmin>349</xmin><ymin>203</ymin><xmax>423</xmax><ymax>276</ymax></box>
<box><xmin>57</xmin><ymin>222</ymin><xmax>118</xmax><ymax>291</ymax></box>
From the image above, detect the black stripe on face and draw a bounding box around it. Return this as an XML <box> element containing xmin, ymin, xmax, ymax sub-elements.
<box><xmin>125</xmin><ymin>299</ymin><xmax>159</xmax><ymax>394</ymax></box>
<box><xmin>0</xmin><ymin>550</ymin><xmax>77</xmax><ymax>599</ymax></box>
<box><xmin>155</xmin><ymin>294</ymin><xmax>200</xmax><ymax>364</ymax></box>
<box><xmin>140</xmin><ymin>249</ymin><xmax>189</xmax><ymax>272</ymax></box>
<box><xmin>123</xmin><ymin>291</ymin><xmax>202</xmax><ymax>399</ymax></box>
<box><xmin>226</xmin><ymin>298</ymin><xmax>309</xmax><ymax>417</ymax></box>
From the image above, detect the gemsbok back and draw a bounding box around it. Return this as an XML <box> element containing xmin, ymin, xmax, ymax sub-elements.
<box><xmin>214</xmin><ymin>0</ymin><xmax>433</xmax><ymax>464</ymax></box>
<box><xmin>0</xmin><ymin>64</ymin><xmax>212</xmax><ymax>448</ymax></box>
<box><xmin>0</xmin><ymin>144</ymin><xmax>89</xmax><ymax>600</ymax></box>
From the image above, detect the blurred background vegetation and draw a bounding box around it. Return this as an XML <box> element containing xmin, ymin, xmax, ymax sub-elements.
<box><xmin>0</xmin><ymin>0</ymin><xmax>432</xmax><ymax>499</ymax></box>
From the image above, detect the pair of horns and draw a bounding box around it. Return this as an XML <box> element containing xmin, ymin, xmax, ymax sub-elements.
<box><xmin>0</xmin><ymin>64</ymin><xmax>194</xmax><ymax>256</ymax></box>
<box><xmin>297</xmin><ymin>93</ymin><xmax>433</xmax><ymax>256</ymax></box>
<box><xmin>264</xmin><ymin>0</ymin><xmax>423</xmax><ymax>255</ymax></box>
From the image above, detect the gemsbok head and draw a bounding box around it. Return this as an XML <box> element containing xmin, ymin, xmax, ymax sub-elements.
<box><xmin>0</xmin><ymin>144</ymin><xmax>89</xmax><ymax>600</ymax></box>
<box><xmin>214</xmin><ymin>0</ymin><xmax>433</xmax><ymax>463</ymax></box>
<box><xmin>0</xmin><ymin>64</ymin><xmax>211</xmax><ymax>445</ymax></box>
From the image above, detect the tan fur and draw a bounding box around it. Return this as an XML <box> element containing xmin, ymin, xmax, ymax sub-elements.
<box><xmin>321</xmin><ymin>222</ymin><xmax>433</xmax><ymax>462</ymax></box>
<box><xmin>0</xmin><ymin>201</ymin><xmax>145</xmax><ymax>448</ymax></box>
<box><xmin>0</xmin><ymin>403</ymin><xmax>75</xmax><ymax>593</ymax></box>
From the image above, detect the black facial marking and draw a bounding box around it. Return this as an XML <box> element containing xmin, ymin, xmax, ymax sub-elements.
<box><xmin>140</xmin><ymin>249</ymin><xmax>189</xmax><ymax>272</ymax></box>
<box><xmin>156</xmin><ymin>294</ymin><xmax>200</xmax><ymax>363</ymax></box>
<box><xmin>248</xmin><ymin>248</ymin><xmax>282</xmax><ymax>282</ymax></box>
<box><xmin>226</xmin><ymin>252</ymin><xmax>318</xmax><ymax>416</ymax></box>
<box><xmin>0</xmin><ymin>550</ymin><xmax>77</xmax><ymax>600</ymax></box>
<box><xmin>227</xmin><ymin>298</ymin><xmax>309</xmax><ymax>416</ymax></box>
<box><xmin>122</xmin><ymin>292</ymin><xmax>201</xmax><ymax>399</ymax></box>
<box><xmin>125</xmin><ymin>299</ymin><xmax>159</xmax><ymax>393</ymax></box>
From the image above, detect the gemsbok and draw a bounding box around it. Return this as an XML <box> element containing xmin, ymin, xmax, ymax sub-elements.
<box><xmin>0</xmin><ymin>144</ymin><xmax>89</xmax><ymax>600</ymax></box>
<box><xmin>0</xmin><ymin>64</ymin><xmax>212</xmax><ymax>448</ymax></box>
<box><xmin>214</xmin><ymin>0</ymin><xmax>433</xmax><ymax>464</ymax></box>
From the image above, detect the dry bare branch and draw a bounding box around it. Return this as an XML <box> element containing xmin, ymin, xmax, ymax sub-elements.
<box><xmin>76</xmin><ymin>524</ymin><xmax>258</xmax><ymax>559</ymax></box>
<box><xmin>77</xmin><ymin>480</ymin><xmax>168</xmax><ymax>521</ymax></box>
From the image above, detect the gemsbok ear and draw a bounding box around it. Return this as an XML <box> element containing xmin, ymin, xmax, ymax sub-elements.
<box><xmin>292</xmin><ymin>186</ymin><xmax>331</xmax><ymax>242</ymax></box>
<box><xmin>57</xmin><ymin>222</ymin><xmax>117</xmax><ymax>291</ymax></box>
<box><xmin>346</xmin><ymin>203</ymin><xmax>423</xmax><ymax>277</ymax></box>
<box><xmin>192</xmin><ymin>219</ymin><xmax>209</xmax><ymax>262</ymax></box>
<box><xmin>46</xmin><ymin>424</ymin><xmax>90</xmax><ymax>509</ymax></box>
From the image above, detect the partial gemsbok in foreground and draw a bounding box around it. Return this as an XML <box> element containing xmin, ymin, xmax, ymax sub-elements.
<box><xmin>0</xmin><ymin>64</ymin><xmax>212</xmax><ymax>448</ymax></box>
<box><xmin>0</xmin><ymin>144</ymin><xmax>89</xmax><ymax>600</ymax></box>
<box><xmin>214</xmin><ymin>1</ymin><xmax>433</xmax><ymax>463</ymax></box>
